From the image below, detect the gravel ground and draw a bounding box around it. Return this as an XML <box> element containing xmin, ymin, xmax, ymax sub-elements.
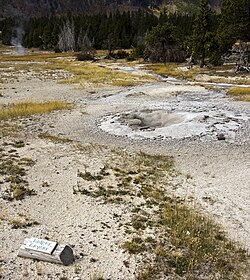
<box><xmin>0</xmin><ymin>60</ymin><xmax>249</xmax><ymax>279</ymax></box>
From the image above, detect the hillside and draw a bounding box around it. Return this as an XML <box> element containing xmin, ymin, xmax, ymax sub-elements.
<box><xmin>0</xmin><ymin>0</ymin><xmax>222</xmax><ymax>19</ymax></box>
<box><xmin>2</xmin><ymin>0</ymin><xmax>148</xmax><ymax>19</ymax></box>
<box><xmin>160</xmin><ymin>0</ymin><xmax>222</xmax><ymax>14</ymax></box>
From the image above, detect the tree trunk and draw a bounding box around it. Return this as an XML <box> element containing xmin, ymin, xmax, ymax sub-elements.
<box><xmin>200</xmin><ymin>52</ymin><xmax>205</xmax><ymax>68</ymax></box>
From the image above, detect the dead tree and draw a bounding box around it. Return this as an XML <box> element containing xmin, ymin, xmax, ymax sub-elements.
<box><xmin>58</xmin><ymin>20</ymin><xmax>75</xmax><ymax>52</ymax></box>
<box><xmin>77</xmin><ymin>29</ymin><xmax>94</xmax><ymax>53</ymax></box>
<box><xmin>235</xmin><ymin>41</ymin><xmax>250</xmax><ymax>73</ymax></box>
<box><xmin>76</xmin><ymin>29</ymin><xmax>95</xmax><ymax>61</ymax></box>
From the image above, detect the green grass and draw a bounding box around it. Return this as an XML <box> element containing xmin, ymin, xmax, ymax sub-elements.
<box><xmin>0</xmin><ymin>101</ymin><xmax>72</xmax><ymax>120</ymax></box>
<box><xmin>228</xmin><ymin>87</ymin><xmax>250</xmax><ymax>101</ymax></box>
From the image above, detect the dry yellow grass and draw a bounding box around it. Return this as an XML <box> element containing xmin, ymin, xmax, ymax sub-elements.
<box><xmin>0</xmin><ymin>48</ymin><xmax>153</xmax><ymax>87</ymax></box>
<box><xmin>0</xmin><ymin>51</ymin><xmax>75</xmax><ymax>62</ymax></box>
<box><xmin>147</xmin><ymin>63</ymin><xmax>199</xmax><ymax>80</ymax></box>
<box><xmin>111</xmin><ymin>79</ymin><xmax>138</xmax><ymax>87</ymax></box>
<box><xmin>228</xmin><ymin>87</ymin><xmax>250</xmax><ymax>101</ymax></box>
<box><xmin>38</xmin><ymin>133</ymin><xmax>73</xmax><ymax>143</ymax></box>
<box><xmin>0</xmin><ymin>101</ymin><xmax>72</xmax><ymax>120</ymax></box>
<box><xmin>57</xmin><ymin>62</ymin><xmax>153</xmax><ymax>88</ymax></box>
<box><xmin>147</xmin><ymin>63</ymin><xmax>250</xmax><ymax>85</ymax></box>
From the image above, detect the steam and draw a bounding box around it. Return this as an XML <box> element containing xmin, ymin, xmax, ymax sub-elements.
<box><xmin>11</xmin><ymin>27</ymin><xmax>25</xmax><ymax>55</ymax></box>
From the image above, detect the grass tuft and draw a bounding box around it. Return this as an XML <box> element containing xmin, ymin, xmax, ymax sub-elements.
<box><xmin>2</xmin><ymin>184</ymin><xmax>36</xmax><ymax>201</ymax></box>
<box><xmin>122</xmin><ymin>237</ymin><xmax>147</xmax><ymax>254</ymax></box>
<box><xmin>156</xmin><ymin>199</ymin><xmax>248</xmax><ymax>278</ymax></box>
<box><xmin>228</xmin><ymin>87</ymin><xmax>250</xmax><ymax>101</ymax></box>
<box><xmin>8</xmin><ymin>216</ymin><xmax>39</xmax><ymax>229</ymax></box>
<box><xmin>38</xmin><ymin>133</ymin><xmax>73</xmax><ymax>144</ymax></box>
<box><xmin>0</xmin><ymin>101</ymin><xmax>72</xmax><ymax>120</ymax></box>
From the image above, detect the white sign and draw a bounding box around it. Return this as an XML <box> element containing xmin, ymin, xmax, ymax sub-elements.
<box><xmin>25</xmin><ymin>237</ymin><xmax>57</xmax><ymax>255</ymax></box>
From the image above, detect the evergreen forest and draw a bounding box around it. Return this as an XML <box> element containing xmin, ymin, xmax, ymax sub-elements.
<box><xmin>0</xmin><ymin>0</ymin><xmax>249</xmax><ymax>66</ymax></box>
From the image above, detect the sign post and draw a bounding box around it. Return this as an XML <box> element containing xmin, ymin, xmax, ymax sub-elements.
<box><xmin>18</xmin><ymin>237</ymin><xmax>74</xmax><ymax>266</ymax></box>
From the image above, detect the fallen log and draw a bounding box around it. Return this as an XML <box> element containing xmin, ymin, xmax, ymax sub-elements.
<box><xmin>18</xmin><ymin>237</ymin><xmax>74</xmax><ymax>266</ymax></box>
<box><xmin>235</xmin><ymin>65</ymin><xmax>250</xmax><ymax>73</ymax></box>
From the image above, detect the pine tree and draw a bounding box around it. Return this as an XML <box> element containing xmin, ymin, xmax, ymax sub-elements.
<box><xmin>1</xmin><ymin>18</ymin><xmax>15</xmax><ymax>45</ymax></box>
<box><xmin>217</xmin><ymin>0</ymin><xmax>250</xmax><ymax>53</ymax></box>
<box><xmin>144</xmin><ymin>23</ymin><xmax>184</xmax><ymax>62</ymax></box>
<box><xmin>189</xmin><ymin>0</ymin><xmax>213</xmax><ymax>67</ymax></box>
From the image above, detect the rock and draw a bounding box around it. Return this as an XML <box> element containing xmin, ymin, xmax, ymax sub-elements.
<box><xmin>139</xmin><ymin>126</ymin><xmax>150</xmax><ymax>131</ymax></box>
<box><xmin>217</xmin><ymin>133</ymin><xmax>226</xmax><ymax>140</ymax></box>
<box><xmin>126</xmin><ymin>119</ymin><xmax>142</xmax><ymax>126</ymax></box>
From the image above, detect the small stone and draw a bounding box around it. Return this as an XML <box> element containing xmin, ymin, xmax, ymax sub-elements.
<box><xmin>217</xmin><ymin>133</ymin><xmax>226</xmax><ymax>140</ymax></box>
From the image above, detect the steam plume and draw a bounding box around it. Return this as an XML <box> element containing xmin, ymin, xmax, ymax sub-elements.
<box><xmin>11</xmin><ymin>27</ymin><xmax>25</xmax><ymax>55</ymax></box>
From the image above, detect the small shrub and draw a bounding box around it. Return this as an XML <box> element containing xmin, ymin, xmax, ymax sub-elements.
<box><xmin>2</xmin><ymin>184</ymin><xmax>36</xmax><ymax>201</ymax></box>
<box><xmin>106</xmin><ymin>50</ymin><xmax>129</xmax><ymax>59</ymax></box>
<box><xmin>78</xmin><ymin>171</ymin><xmax>103</xmax><ymax>181</ymax></box>
<box><xmin>115</xmin><ymin>50</ymin><xmax>129</xmax><ymax>59</ymax></box>
<box><xmin>76</xmin><ymin>52</ymin><xmax>95</xmax><ymax>61</ymax></box>
<box><xmin>136</xmin><ymin>265</ymin><xmax>156</xmax><ymax>280</ymax></box>
<box><xmin>77</xmin><ymin>166</ymin><xmax>109</xmax><ymax>181</ymax></box>
<box><xmin>8</xmin><ymin>217</ymin><xmax>39</xmax><ymax>229</ymax></box>
<box><xmin>12</xmin><ymin>140</ymin><xmax>25</xmax><ymax>148</ymax></box>
<box><xmin>127</xmin><ymin>45</ymin><xmax>145</xmax><ymax>61</ymax></box>
<box><xmin>123</xmin><ymin>237</ymin><xmax>147</xmax><ymax>254</ymax></box>
<box><xmin>131</xmin><ymin>215</ymin><xmax>148</xmax><ymax>230</ymax></box>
